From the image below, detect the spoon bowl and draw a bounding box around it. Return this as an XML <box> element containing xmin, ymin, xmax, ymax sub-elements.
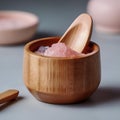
<box><xmin>59</xmin><ymin>13</ymin><xmax>93</xmax><ymax>53</ymax></box>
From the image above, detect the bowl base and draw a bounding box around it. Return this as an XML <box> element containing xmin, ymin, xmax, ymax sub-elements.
<box><xmin>28</xmin><ymin>87</ymin><xmax>94</xmax><ymax>104</ymax></box>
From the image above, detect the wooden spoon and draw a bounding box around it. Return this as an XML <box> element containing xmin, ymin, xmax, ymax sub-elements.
<box><xmin>0</xmin><ymin>89</ymin><xmax>19</xmax><ymax>104</ymax></box>
<box><xmin>59</xmin><ymin>13</ymin><xmax>93</xmax><ymax>53</ymax></box>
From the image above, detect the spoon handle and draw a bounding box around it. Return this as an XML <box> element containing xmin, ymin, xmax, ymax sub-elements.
<box><xmin>0</xmin><ymin>89</ymin><xmax>19</xmax><ymax>104</ymax></box>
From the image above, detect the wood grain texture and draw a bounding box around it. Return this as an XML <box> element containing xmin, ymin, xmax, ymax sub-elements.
<box><xmin>59</xmin><ymin>13</ymin><xmax>93</xmax><ymax>53</ymax></box>
<box><xmin>0</xmin><ymin>89</ymin><xmax>19</xmax><ymax>104</ymax></box>
<box><xmin>23</xmin><ymin>37</ymin><xmax>101</xmax><ymax>104</ymax></box>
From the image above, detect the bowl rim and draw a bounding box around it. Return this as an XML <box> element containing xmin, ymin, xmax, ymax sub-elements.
<box><xmin>0</xmin><ymin>10</ymin><xmax>39</xmax><ymax>31</ymax></box>
<box><xmin>24</xmin><ymin>36</ymin><xmax>100</xmax><ymax>60</ymax></box>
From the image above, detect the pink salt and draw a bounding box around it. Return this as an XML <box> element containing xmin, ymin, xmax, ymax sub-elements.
<box><xmin>36</xmin><ymin>43</ymin><xmax>84</xmax><ymax>57</ymax></box>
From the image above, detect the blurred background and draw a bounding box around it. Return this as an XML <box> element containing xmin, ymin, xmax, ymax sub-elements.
<box><xmin>0</xmin><ymin>0</ymin><xmax>89</xmax><ymax>36</ymax></box>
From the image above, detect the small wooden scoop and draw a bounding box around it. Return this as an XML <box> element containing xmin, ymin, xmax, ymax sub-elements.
<box><xmin>0</xmin><ymin>89</ymin><xmax>19</xmax><ymax>104</ymax></box>
<box><xmin>59</xmin><ymin>13</ymin><xmax>93</xmax><ymax>53</ymax></box>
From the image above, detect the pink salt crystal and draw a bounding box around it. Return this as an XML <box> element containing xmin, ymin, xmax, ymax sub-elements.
<box><xmin>44</xmin><ymin>43</ymin><xmax>81</xmax><ymax>57</ymax></box>
<box><xmin>35</xmin><ymin>46</ymin><xmax>49</xmax><ymax>55</ymax></box>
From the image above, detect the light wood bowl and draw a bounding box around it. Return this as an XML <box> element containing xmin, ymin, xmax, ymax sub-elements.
<box><xmin>23</xmin><ymin>37</ymin><xmax>101</xmax><ymax>104</ymax></box>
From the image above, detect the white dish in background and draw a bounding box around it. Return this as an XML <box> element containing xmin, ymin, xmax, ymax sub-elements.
<box><xmin>0</xmin><ymin>10</ymin><xmax>39</xmax><ymax>45</ymax></box>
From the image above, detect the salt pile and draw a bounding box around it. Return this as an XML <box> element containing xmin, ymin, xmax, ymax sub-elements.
<box><xmin>36</xmin><ymin>42</ymin><xmax>85</xmax><ymax>57</ymax></box>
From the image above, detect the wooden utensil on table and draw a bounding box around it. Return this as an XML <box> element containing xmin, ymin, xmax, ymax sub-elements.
<box><xmin>0</xmin><ymin>89</ymin><xmax>19</xmax><ymax>104</ymax></box>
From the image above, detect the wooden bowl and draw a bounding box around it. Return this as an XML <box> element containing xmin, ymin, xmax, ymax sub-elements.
<box><xmin>0</xmin><ymin>11</ymin><xmax>39</xmax><ymax>45</ymax></box>
<box><xmin>23</xmin><ymin>37</ymin><xmax>101</xmax><ymax>104</ymax></box>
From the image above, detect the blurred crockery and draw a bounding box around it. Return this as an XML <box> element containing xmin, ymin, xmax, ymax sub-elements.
<box><xmin>0</xmin><ymin>10</ymin><xmax>39</xmax><ymax>45</ymax></box>
<box><xmin>87</xmin><ymin>0</ymin><xmax>120</xmax><ymax>33</ymax></box>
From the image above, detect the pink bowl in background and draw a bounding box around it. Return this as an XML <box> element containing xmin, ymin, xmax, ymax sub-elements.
<box><xmin>87</xmin><ymin>0</ymin><xmax>120</xmax><ymax>34</ymax></box>
<box><xmin>0</xmin><ymin>11</ymin><xmax>39</xmax><ymax>45</ymax></box>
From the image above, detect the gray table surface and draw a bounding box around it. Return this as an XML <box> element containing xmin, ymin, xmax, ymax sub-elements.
<box><xmin>0</xmin><ymin>0</ymin><xmax>120</xmax><ymax>120</ymax></box>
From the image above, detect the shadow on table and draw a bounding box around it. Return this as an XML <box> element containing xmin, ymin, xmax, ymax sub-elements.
<box><xmin>22</xmin><ymin>31</ymin><xmax>58</xmax><ymax>45</ymax></box>
<box><xmin>0</xmin><ymin>31</ymin><xmax>58</xmax><ymax>47</ymax></box>
<box><xmin>33</xmin><ymin>31</ymin><xmax>58</xmax><ymax>40</ymax></box>
<box><xmin>0</xmin><ymin>96</ymin><xmax>24</xmax><ymax>111</ymax></box>
<box><xmin>66</xmin><ymin>85</ymin><xmax>120</xmax><ymax>108</ymax></box>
